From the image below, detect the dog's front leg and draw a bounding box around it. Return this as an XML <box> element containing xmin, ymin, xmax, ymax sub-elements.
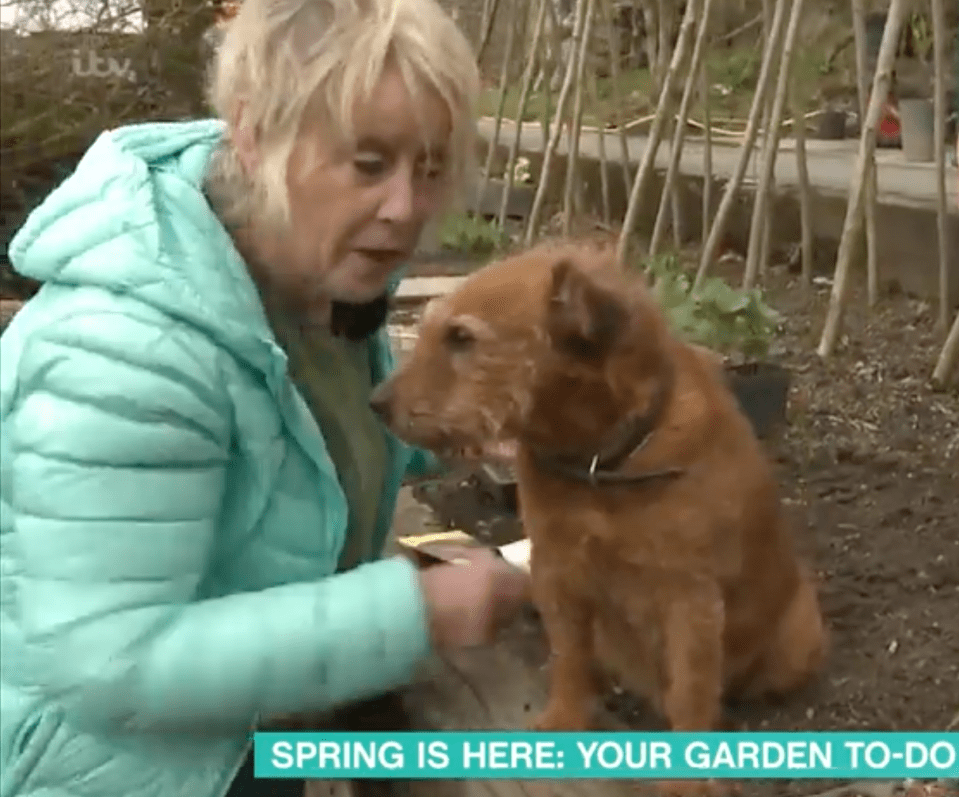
<box><xmin>656</xmin><ymin>582</ymin><xmax>731</xmax><ymax>797</ymax></box>
<box><xmin>531</xmin><ymin>566</ymin><xmax>598</xmax><ymax>732</ymax></box>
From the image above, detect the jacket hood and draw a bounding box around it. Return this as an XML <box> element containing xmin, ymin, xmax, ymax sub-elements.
<box><xmin>7</xmin><ymin>120</ymin><xmax>286</xmax><ymax>381</ymax></box>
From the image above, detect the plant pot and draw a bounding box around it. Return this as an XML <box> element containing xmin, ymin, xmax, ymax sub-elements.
<box><xmin>899</xmin><ymin>98</ymin><xmax>935</xmax><ymax>162</ymax></box>
<box><xmin>723</xmin><ymin>361</ymin><xmax>791</xmax><ymax>440</ymax></box>
<box><xmin>816</xmin><ymin>109</ymin><xmax>846</xmax><ymax>141</ymax></box>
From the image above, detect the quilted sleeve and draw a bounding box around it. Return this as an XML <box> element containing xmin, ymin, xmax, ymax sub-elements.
<box><xmin>7</xmin><ymin>310</ymin><xmax>432</xmax><ymax>732</ymax></box>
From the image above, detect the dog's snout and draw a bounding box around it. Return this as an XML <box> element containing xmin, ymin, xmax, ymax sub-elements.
<box><xmin>369</xmin><ymin>383</ymin><xmax>394</xmax><ymax>425</ymax></box>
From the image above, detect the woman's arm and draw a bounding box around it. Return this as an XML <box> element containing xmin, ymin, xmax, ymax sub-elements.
<box><xmin>7</xmin><ymin>309</ymin><xmax>432</xmax><ymax>733</ymax></box>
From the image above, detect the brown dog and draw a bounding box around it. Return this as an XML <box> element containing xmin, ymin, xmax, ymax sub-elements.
<box><xmin>371</xmin><ymin>239</ymin><xmax>827</xmax><ymax>794</ymax></box>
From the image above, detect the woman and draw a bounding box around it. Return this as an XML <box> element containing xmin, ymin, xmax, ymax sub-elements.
<box><xmin>0</xmin><ymin>0</ymin><xmax>530</xmax><ymax>795</ymax></box>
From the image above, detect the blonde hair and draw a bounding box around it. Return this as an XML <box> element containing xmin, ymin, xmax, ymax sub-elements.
<box><xmin>205</xmin><ymin>0</ymin><xmax>479</xmax><ymax>230</ymax></box>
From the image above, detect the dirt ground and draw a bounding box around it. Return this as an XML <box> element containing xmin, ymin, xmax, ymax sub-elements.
<box><xmin>394</xmin><ymin>256</ymin><xmax>959</xmax><ymax>797</ymax></box>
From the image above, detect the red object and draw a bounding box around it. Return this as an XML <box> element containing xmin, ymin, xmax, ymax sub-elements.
<box><xmin>876</xmin><ymin>95</ymin><xmax>900</xmax><ymax>145</ymax></box>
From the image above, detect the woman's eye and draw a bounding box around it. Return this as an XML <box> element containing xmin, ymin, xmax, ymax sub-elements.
<box><xmin>354</xmin><ymin>154</ymin><xmax>388</xmax><ymax>177</ymax></box>
<box><xmin>444</xmin><ymin>323</ymin><xmax>475</xmax><ymax>351</ymax></box>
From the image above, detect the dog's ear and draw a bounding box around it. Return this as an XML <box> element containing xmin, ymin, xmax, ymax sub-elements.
<box><xmin>547</xmin><ymin>258</ymin><xmax>627</xmax><ymax>360</ymax></box>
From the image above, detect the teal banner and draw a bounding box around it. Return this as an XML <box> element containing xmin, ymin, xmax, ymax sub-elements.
<box><xmin>252</xmin><ymin>731</ymin><xmax>957</xmax><ymax>780</ymax></box>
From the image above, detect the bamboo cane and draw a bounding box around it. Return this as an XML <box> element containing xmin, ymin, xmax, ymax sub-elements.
<box><xmin>744</xmin><ymin>0</ymin><xmax>806</xmax><ymax>289</ymax></box>
<box><xmin>758</xmin><ymin>0</ymin><xmax>776</xmax><ymax>278</ymax></box>
<box><xmin>615</xmin><ymin>0</ymin><xmax>699</xmax><ymax>268</ymax></box>
<box><xmin>817</xmin><ymin>0</ymin><xmax>907</xmax><ymax>359</ymax></box>
<box><xmin>497</xmin><ymin>0</ymin><xmax>550</xmax><ymax>230</ymax></box>
<box><xmin>930</xmin><ymin>0</ymin><xmax>951</xmax><ymax>332</ymax></box>
<box><xmin>932</xmin><ymin>308</ymin><xmax>959</xmax><ymax>386</ymax></box>
<box><xmin>793</xmin><ymin>84</ymin><xmax>814</xmax><ymax>294</ymax></box>
<box><xmin>477</xmin><ymin>0</ymin><xmax>504</xmax><ymax>65</ymax></box>
<box><xmin>563</xmin><ymin>0</ymin><xmax>597</xmax><ymax>235</ymax></box>
<box><xmin>476</xmin><ymin>0</ymin><xmax>520</xmax><ymax>220</ymax></box>
<box><xmin>590</xmin><ymin>71</ymin><xmax>613</xmax><ymax>225</ymax></box>
<box><xmin>693</xmin><ymin>0</ymin><xmax>790</xmax><ymax>290</ymax></box>
<box><xmin>600</xmin><ymin>0</ymin><xmax>633</xmax><ymax>198</ymax></box>
<box><xmin>524</xmin><ymin>0</ymin><xmax>590</xmax><ymax>244</ymax></box>
<box><xmin>852</xmin><ymin>0</ymin><xmax>880</xmax><ymax>308</ymax></box>
<box><xmin>701</xmin><ymin>57</ymin><xmax>713</xmax><ymax>249</ymax></box>
<box><xmin>650</xmin><ymin>0</ymin><xmax>715</xmax><ymax>257</ymax></box>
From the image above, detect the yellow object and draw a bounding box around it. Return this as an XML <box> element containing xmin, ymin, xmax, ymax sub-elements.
<box><xmin>397</xmin><ymin>529</ymin><xmax>475</xmax><ymax>548</ymax></box>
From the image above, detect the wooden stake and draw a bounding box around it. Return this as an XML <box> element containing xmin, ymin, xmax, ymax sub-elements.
<box><xmin>600</xmin><ymin>0</ymin><xmax>633</xmax><ymax>199</ymax></box>
<box><xmin>793</xmin><ymin>85</ymin><xmax>814</xmax><ymax>294</ymax></box>
<box><xmin>744</xmin><ymin>0</ymin><xmax>806</xmax><ymax>289</ymax></box>
<box><xmin>525</xmin><ymin>0</ymin><xmax>590</xmax><ymax>245</ymax></box>
<box><xmin>476</xmin><ymin>0</ymin><xmax>520</xmax><ymax>220</ymax></box>
<box><xmin>497</xmin><ymin>0</ymin><xmax>550</xmax><ymax>230</ymax></box>
<box><xmin>852</xmin><ymin>0</ymin><xmax>880</xmax><ymax>308</ymax></box>
<box><xmin>615</xmin><ymin>0</ymin><xmax>699</xmax><ymax>268</ymax></box>
<box><xmin>932</xmin><ymin>308</ymin><xmax>959</xmax><ymax>386</ymax></box>
<box><xmin>817</xmin><ymin>0</ymin><xmax>907</xmax><ymax>359</ymax></box>
<box><xmin>590</xmin><ymin>71</ymin><xmax>613</xmax><ymax>225</ymax></box>
<box><xmin>930</xmin><ymin>0</ymin><xmax>952</xmax><ymax>331</ymax></box>
<box><xmin>693</xmin><ymin>0</ymin><xmax>790</xmax><ymax>291</ymax></box>
<box><xmin>563</xmin><ymin>0</ymin><xmax>597</xmax><ymax>235</ymax></box>
<box><xmin>701</xmin><ymin>57</ymin><xmax>712</xmax><ymax>249</ymax></box>
<box><xmin>650</xmin><ymin>0</ymin><xmax>715</xmax><ymax>257</ymax></box>
<box><xmin>477</xmin><ymin>0</ymin><xmax>504</xmax><ymax>65</ymax></box>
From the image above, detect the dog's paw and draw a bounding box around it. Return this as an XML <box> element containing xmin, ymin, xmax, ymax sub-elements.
<box><xmin>655</xmin><ymin>779</ymin><xmax>740</xmax><ymax>797</ymax></box>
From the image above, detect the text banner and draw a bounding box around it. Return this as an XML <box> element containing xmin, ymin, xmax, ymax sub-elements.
<box><xmin>253</xmin><ymin>731</ymin><xmax>958</xmax><ymax>780</ymax></box>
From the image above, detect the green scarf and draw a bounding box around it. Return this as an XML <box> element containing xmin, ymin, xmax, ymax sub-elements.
<box><xmin>267</xmin><ymin>309</ymin><xmax>388</xmax><ymax>572</ymax></box>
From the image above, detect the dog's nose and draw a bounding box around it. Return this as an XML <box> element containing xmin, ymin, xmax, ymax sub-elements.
<box><xmin>369</xmin><ymin>383</ymin><xmax>393</xmax><ymax>425</ymax></box>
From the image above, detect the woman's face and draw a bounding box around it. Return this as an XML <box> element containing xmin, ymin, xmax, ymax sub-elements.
<box><xmin>263</xmin><ymin>66</ymin><xmax>452</xmax><ymax>307</ymax></box>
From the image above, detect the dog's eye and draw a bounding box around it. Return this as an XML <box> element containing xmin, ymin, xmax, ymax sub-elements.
<box><xmin>444</xmin><ymin>323</ymin><xmax>476</xmax><ymax>351</ymax></box>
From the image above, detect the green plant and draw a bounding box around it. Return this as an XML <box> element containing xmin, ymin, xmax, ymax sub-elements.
<box><xmin>645</xmin><ymin>254</ymin><xmax>782</xmax><ymax>360</ymax></box>
<box><xmin>437</xmin><ymin>212</ymin><xmax>509</xmax><ymax>256</ymax></box>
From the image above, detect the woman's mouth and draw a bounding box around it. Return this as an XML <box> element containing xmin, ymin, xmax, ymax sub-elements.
<box><xmin>357</xmin><ymin>248</ymin><xmax>407</xmax><ymax>267</ymax></box>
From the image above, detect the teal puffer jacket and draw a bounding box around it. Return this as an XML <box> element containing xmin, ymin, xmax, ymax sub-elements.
<box><xmin>0</xmin><ymin>120</ymin><xmax>438</xmax><ymax>797</ymax></box>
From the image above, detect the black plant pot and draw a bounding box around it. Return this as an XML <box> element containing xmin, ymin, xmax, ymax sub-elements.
<box><xmin>817</xmin><ymin>109</ymin><xmax>847</xmax><ymax>140</ymax></box>
<box><xmin>723</xmin><ymin>361</ymin><xmax>791</xmax><ymax>440</ymax></box>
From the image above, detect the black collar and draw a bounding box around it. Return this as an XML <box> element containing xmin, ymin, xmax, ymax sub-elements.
<box><xmin>528</xmin><ymin>368</ymin><xmax>684</xmax><ymax>487</ymax></box>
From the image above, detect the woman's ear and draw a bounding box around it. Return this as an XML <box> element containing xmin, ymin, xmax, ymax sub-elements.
<box><xmin>230</xmin><ymin>101</ymin><xmax>260</xmax><ymax>177</ymax></box>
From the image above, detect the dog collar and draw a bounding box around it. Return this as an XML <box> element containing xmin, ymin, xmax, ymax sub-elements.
<box><xmin>528</xmin><ymin>365</ymin><xmax>685</xmax><ymax>488</ymax></box>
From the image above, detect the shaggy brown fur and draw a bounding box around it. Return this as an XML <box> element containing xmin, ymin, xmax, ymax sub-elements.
<box><xmin>371</xmin><ymin>239</ymin><xmax>827</xmax><ymax>796</ymax></box>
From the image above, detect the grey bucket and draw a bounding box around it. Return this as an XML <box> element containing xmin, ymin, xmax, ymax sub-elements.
<box><xmin>899</xmin><ymin>98</ymin><xmax>935</xmax><ymax>163</ymax></box>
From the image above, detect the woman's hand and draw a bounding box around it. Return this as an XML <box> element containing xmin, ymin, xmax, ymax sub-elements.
<box><xmin>417</xmin><ymin>547</ymin><xmax>531</xmax><ymax>649</ymax></box>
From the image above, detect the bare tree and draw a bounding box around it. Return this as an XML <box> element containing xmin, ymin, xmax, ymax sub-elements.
<box><xmin>693</xmin><ymin>0</ymin><xmax>790</xmax><ymax>291</ymax></box>
<box><xmin>817</xmin><ymin>0</ymin><xmax>907</xmax><ymax>359</ymax></box>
